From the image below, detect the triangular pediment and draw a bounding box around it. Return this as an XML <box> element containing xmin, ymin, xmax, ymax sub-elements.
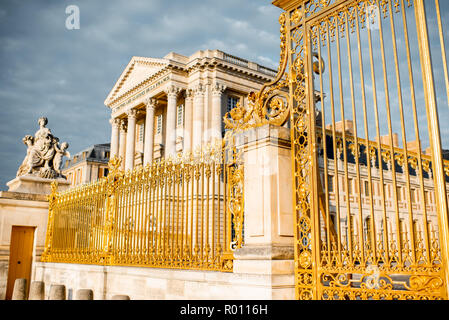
<box><xmin>105</xmin><ymin>56</ymin><xmax>169</xmax><ymax>105</ymax></box>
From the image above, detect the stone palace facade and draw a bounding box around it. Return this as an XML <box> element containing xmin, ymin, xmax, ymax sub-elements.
<box><xmin>105</xmin><ymin>49</ymin><xmax>276</xmax><ymax>170</ymax></box>
<box><xmin>62</xmin><ymin>143</ymin><xmax>110</xmax><ymax>187</ymax></box>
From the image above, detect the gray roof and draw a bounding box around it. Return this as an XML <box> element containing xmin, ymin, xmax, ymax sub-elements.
<box><xmin>63</xmin><ymin>143</ymin><xmax>110</xmax><ymax>170</ymax></box>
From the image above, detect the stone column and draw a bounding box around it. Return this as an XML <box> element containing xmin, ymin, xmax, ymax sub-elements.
<box><xmin>192</xmin><ymin>83</ymin><xmax>205</xmax><ymax>149</ymax></box>
<box><xmin>125</xmin><ymin>109</ymin><xmax>137</xmax><ymax>171</ymax></box>
<box><xmin>183</xmin><ymin>89</ymin><xmax>194</xmax><ymax>153</ymax></box>
<box><xmin>211</xmin><ymin>82</ymin><xmax>226</xmax><ymax>141</ymax></box>
<box><xmin>118</xmin><ymin>119</ymin><xmax>127</xmax><ymax>170</ymax></box>
<box><xmin>109</xmin><ymin>118</ymin><xmax>120</xmax><ymax>158</ymax></box>
<box><xmin>143</xmin><ymin>98</ymin><xmax>157</xmax><ymax>165</ymax></box>
<box><xmin>165</xmin><ymin>85</ymin><xmax>180</xmax><ymax>157</ymax></box>
<box><xmin>203</xmin><ymin>81</ymin><xmax>210</xmax><ymax>143</ymax></box>
<box><xmin>233</xmin><ymin>124</ymin><xmax>295</xmax><ymax>300</ymax></box>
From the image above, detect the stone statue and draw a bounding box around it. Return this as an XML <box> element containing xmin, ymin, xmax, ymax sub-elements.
<box><xmin>53</xmin><ymin>141</ymin><xmax>70</xmax><ymax>178</ymax></box>
<box><xmin>16</xmin><ymin>117</ymin><xmax>70</xmax><ymax>179</ymax></box>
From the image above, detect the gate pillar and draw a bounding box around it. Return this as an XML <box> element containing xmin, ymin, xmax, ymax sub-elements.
<box><xmin>232</xmin><ymin>124</ymin><xmax>295</xmax><ymax>299</ymax></box>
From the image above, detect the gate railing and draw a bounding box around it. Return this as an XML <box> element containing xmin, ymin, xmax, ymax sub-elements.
<box><xmin>41</xmin><ymin>139</ymin><xmax>244</xmax><ymax>272</ymax></box>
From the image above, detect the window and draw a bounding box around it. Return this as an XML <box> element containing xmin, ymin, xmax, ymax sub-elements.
<box><xmin>365</xmin><ymin>217</ymin><xmax>372</xmax><ymax>244</ymax></box>
<box><xmin>330</xmin><ymin>214</ymin><xmax>337</xmax><ymax>234</ymax></box>
<box><xmin>349</xmin><ymin>214</ymin><xmax>356</xmax><ymax>240</ymax></box>
<box><xmin>156</xmin><ymin>115</ymin><xmax>163</xmax><ymax>134</ymax></box>
<box><xmin>383</xmin><ymin>183</ymin><xmax>391</xmax><ymax>198</ymax></box>
<box><xmin>327</xmin><ymin>175</ymin><xmax>334</xmax><ymax>193</ymax></box>
<box><xmin>425</xmin><ymin>191</ymin><xmax>433</xmax><ymax>204</ymax></box>
<box><xmin>177</xmin><ymin>104</ymin><xmax>184</xmax><ymax>127</ymax></box>
<box><xmin>348</xmin><ymin>179</ymin><xmax>353</xmax><ymax>195</ymax></box>
<box><xmin>396</xmin><ymin>186</ymin><xmax>402</xmax><ymax>201</ymax></box>
<box><xmin>411</xmin><ymin>188</ymin><xmax>416</xmax><ymax>203</ymax></box>
<box><xmin>399</xmin><ymin>219</ymin><xmax>406</xmax><ymax>246</ymax></box>
<box><xmin>104</xmin><ymin>151</ymin><xmax>110</xmax><ymax>159</ymax></box>
<box><xmin>138</xmin><ymin>123</ymin><xmax>145</xmax><ymax>142</ymax></box>
<box><xmin>77</xmin><ymin>168</ymin><xmax>82</xmax><ymax>184</ymax></box>
<box><xmin>364</xmin><ymin>181</ymin><xmax>369</xmax><ymax>197</ymax></box>
<box><xmin>99</xmin><ymin>167</ymin><xmax>109</xmax><ymax>179</ymax></box>
<box><xmin>227</xmin><ymin>96</ymin><xmax>239</xmax><ymax>113</ymax></box>
<box><xmin>413</xmin><ymin>220</ymin><xmax>420</xmax><ymax>243</ymax></box>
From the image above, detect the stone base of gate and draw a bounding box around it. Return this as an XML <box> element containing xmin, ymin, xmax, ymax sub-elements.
<box><xmin>33</xmin><ymin>261</ymin><xmax>294</xmax><ymax>300</ymax></box>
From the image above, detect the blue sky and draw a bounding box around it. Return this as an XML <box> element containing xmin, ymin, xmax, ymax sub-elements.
<box><xmin>313</xmin><ymin>1</ymin><xmax>449</xmax><ymax>152</ymax></box>
<box><xmin>0</xmin><ymin>0</ymin><xmax>283</xmax><ymax>187</ymax></box>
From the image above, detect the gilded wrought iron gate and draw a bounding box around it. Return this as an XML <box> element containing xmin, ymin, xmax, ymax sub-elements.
<box><xmin>285</xmin><ymin>0</ymin><xmax>449</xmax><ymax>300</ymax></box>
<box><xmin>222</xmin><ymin>0</ymin><xmax>449</xmax><ymax>299</ymax></box>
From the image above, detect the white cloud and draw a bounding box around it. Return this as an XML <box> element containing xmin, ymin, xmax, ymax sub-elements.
<box><xmin>257</xmin><ymin>5</ymin><xmax>279</xmax><ymax>16</ymax></box>
<box><xmin>200</xmin><ymin>39</ymin><xmax>227</xmax><ymax>51</ymax></box>
<box><xmin>257</xmin><ymin>55</ymin><xmax>278</xmax><ymax>69</ymax></box>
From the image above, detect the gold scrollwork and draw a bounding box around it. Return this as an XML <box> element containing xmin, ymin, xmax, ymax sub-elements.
<box><xmin>322</xmin><ymin>272</ymin><xmax>352</xmax><ymax>288</ymax></box>
<box><xmin>228</xmin><ymin>163</ymin><xmax>244</xmax><ymax>251</ymax></box>
<box><xmin>305</xmin><ymin>0</ymin><xmax>333</xmax><ymax>17</ymax></box>
<box><xmin>299</xmin><ymin>289</ymin><xmax>313</xmax><ymax>300</ymax></box>
<box><xmin>223</xmin><ymin>12</ymin><xmax>290</xmax><ymax>132</ymax></box>
<box><xmin>405</xmin><ymin>275</ymin><xmax>444</xmax><ymax>293</ymax></box>
<box><xmin>299</xmin><ymin>250</ymin><xmax>312</xmax><ymax>269</ymax></box>
<box><xmin>359</xmin><ymin>270</ymin><xmax>394</xmax><ymax>290</ymax></box>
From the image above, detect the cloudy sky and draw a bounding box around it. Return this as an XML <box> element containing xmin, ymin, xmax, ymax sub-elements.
<box><xmin>0</xmin><ymin>0</ymin><xmax>282</xmax><ymax>187</ymax></box>
<box><xmin>0</xmin><ymin>0</ymin><xmax>448</xmax><ymax>189</ymax></box>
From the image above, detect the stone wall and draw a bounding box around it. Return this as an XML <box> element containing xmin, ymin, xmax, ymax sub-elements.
<box><xmin>34</xmin><ymin>261</ymin><xmax>294</xmax><ymax>300</ymax></box>
<box><xmin>0</xmin><ymin>191</ymin><xmax>49</xmax><ymax>299</ymax></box>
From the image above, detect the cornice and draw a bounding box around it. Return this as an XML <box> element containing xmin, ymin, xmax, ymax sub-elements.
<box><xmin>213</xmin><ymin>65</ymin><xmax>275</xmax><ymax>86</ymax></box>
<box><xmin>106</xmin><ymin>52</ymin><xmax>277</xmax><ymax>110</ymax></box>
<box><xmin>186</xmin><ymin>58</ymin><xmax>276</xmax><ymax>83</ymax></box>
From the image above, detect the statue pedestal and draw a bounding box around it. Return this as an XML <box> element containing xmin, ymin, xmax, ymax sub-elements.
<box><xmin>6</xmin><ymin>175</ymin><xmax>70</xmax><ymax>195</ymax></box>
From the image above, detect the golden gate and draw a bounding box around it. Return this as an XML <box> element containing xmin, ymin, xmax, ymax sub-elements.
<box><xmin>225</xmin><ymin>0</ymin><xmax>449</xmax><ymax>299</ymax></box>
<box><xmin>41</xmin><ymin>139</ymin><xmax>244</xmax><ymax>272</ymax></box>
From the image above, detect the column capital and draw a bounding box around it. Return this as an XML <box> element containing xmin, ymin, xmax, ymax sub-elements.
<box><xmin>212</xmin><ymin>82</ymin><xmax>227</xmax><ymax>96</ymax></box>
<box><xmin>109</xmin><ymin>117</ymin><xmax>121</xmax><ymax>127</ymax></box>
<box><xmin>126</xmin><ymin>108</ymin><xmax>138</xmax><ymax>119</ymax></box>
<box><xmin>144</xmin><ymin>97</ymin><xmax>158</xmax><ymax>110</ymax></box>
<box><xmin>165</xmin><ymin>84</ymin><xmax>181</xmax><ymax>98</ymax></box>
<box><xmin>193</xmin><ymin>83</ymin><xmax>206</xmax><ymax>96</ymax></box>
<box><xmin>184</xmin><ymin>88</ymin><xmax>194</xmax><ymax>100</ymax></box>
<box><xmin>119</xmin><ymin>119</ymin><xmax>127</xmax><ymax>132</ymax></box>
